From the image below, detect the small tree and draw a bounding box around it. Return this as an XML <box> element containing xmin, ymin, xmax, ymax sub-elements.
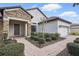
<box><xmin>40</xmin><ymin>17</ymin><xmax>47</xmax><ymax>40</ymax></box>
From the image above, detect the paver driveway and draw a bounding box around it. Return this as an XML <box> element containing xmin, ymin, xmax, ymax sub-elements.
<box><xmin>15</xmin><ymin>35</ymin><xmax>79</xmax><ymax>56</ymax></box>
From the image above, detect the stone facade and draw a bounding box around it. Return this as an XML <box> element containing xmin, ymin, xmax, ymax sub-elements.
<box><xmin>0</xmin><ymin>7</ymin><xmax>32</xmax><ymax>39</ymax></box>
<box><xmin>5</xmin><ymin>8</ymin><xmax>31</xmax><ymax>20</ymax></box>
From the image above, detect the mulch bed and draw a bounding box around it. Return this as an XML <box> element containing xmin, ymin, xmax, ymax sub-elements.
<box><xmin>26</xmin><ymin>37</ymin><xmax>65</xmax><ymax>48</ymax></box>
<box><xmin>57</xmin><ymin>48</ymin><xmax>71</xmax><ymax>56</ymax></box>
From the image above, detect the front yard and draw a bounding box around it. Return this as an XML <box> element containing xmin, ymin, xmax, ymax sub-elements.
<box><xmin>26</xmin><ymin>32</ymin><xmax>65</xmax><ymax>48</ymax></box>
<box><xmin>0</xmin><ymin>33</ymin><xmax>24</xmax><ymax>56</ymax></box>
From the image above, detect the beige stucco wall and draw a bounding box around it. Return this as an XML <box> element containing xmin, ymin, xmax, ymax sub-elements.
<box><xmin>38</xmin><ymin>21</ymin><xmax>58</xmax><ymax>33</ymax></box>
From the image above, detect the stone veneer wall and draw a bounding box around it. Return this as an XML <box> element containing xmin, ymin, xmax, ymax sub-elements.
<box><xmin>2</xmin><ymin>8</ymin><xmax>32</xmax><ymax>38</ymax></box>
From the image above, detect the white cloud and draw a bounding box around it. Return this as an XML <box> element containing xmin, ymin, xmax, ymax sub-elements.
<box><xmin>41</xmin><ymin>4</ymin><xmax>62</xmax><ymax>11</ymax></box>
<box><xmin>59</xmin><ymin>11</ymin><xmax>78</xmax><ymax>17</ymax></box>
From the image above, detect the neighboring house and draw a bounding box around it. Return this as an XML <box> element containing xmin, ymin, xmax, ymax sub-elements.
<box><xmin>0</xmin><ymin>6</ymin><xmax>33</xmax><ymax>39</ymax></box>
<box><xmin>38</xmin><ymin>17</ymin><xmax>72</xmax><ymax>37</ymax></box>
<box><xmin>26</xmin><ymin>8</ymin><xmax>47</xmax><ymax>32</ymax></box>
<box><xmin>70</xmin><ymin>24</ymin><xmax>79</xmax><ymax>33</ymax></box>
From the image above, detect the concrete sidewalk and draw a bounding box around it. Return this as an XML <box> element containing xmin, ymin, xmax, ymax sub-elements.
<box><xmin>15</xmin><ymin>35</ymin><xmax>79</xmax><ymax>56</ymax></box>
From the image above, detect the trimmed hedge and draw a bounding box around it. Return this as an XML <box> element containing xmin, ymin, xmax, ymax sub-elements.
<box><xmin>74</xmin><ymin>38</ymin><xmax>79</xmax><ymax>43</ymax></box>
<box><xmin>38</xmin><ymin>38</ymin><xmax>45</xmax><ymax>44</ymax></box>
<box><xmin>54</xmin><ymin>33</ymin><xmax>60</xmax><ymax>39</ymax></box>
<box><xmin>67</xmin><ymin>43</ymin><xmax>79</xmax><ymax>56</ymax></box>
<box><xmin>3</xmin><ymin>33</ymin><xmax>8</xmax><ymax>40</ymax></box>
<box><xmin>31</xmin><ymin>36</ymin><xmax>39</xmax><ymax>41</ymax></box>
<box><xmin>0</xmin><ymin>39</ymin><xmax>5</xmax><ymax>48</ymax></box>
<box><xmin>46</xmin><ymin>38</ymin><xmax>52</xmax><ymax>42</ymax></box>
<box><xmin>71</xmin><ymin>32</ymin><xmax>79</xmax><ymax>35</ymax></box>
<box><xmin>0</xmin><ymin>43</ymin><xmax>24</xmax><ymax>56</ymax></box>
<box><xmin>51</xmin><ymin>35</ymin><xmax>57</xmax><ymax>40</ymax></box>
<box><xmin>31</xmin><ymin>32</ymin><xmax>37</xmax><ymax>36</ymax></box>
<box><xmin>0</xmin><ymin>43</ymin><xmax>5</xmax><ymax>48</ymax></box>
<box><xmin>3</xmin><ymin>39</ymin><xmax>17</xmax><ymax>44</ymax></box>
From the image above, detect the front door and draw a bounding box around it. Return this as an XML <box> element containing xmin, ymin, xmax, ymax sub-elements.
<box><xmin>14</xmin><ymin>24</ymin><xmax>20</xmax><ymax>36</ymax></box>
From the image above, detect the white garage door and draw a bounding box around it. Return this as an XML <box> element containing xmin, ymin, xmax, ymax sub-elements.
<box><xmin>59</xmin><ymin>27</ymin><xmax>69</xmax><ymax>37</ymax></box>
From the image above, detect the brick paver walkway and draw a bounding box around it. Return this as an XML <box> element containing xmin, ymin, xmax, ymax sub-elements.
<box><xmin>15</xmin><ymin>35</ymin><xmax>79</xmax><ymax>56</ymax></box>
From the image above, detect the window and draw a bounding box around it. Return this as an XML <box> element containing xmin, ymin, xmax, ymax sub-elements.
<box><xmin>31</xmin><ymin>25</ymin><xmax>36</xmax><ymax>32</ymax></box>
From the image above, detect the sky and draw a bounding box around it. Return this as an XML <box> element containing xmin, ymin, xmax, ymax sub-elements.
<box><xmin>0</xmin><ymin>3</ymin><xmax>79</xmax><ymax>24</ymax></box>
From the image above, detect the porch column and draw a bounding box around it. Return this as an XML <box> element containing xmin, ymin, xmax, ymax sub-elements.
<box><xmin>27</xmin><ymin>22</ymin><xmax>31</xmax><ymax>37</ymax></box>
<box><xmin>3</xmin><ymin>17</ymin><xmax>9</xmax><ymax>39</ymax></box>
<box><xmin>25</xmin><ymin>22</ymin><xmax>31</xmax><ymax>37</ymax></box>
<box><xmin>25</xmin><ymin>22</ymin><xmax>27</xmax><ymax>37</ymax></box>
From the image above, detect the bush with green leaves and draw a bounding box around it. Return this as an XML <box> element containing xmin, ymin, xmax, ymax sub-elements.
<box><xmin>38</xmin><ymin>33</ymin><xmax>43</xmax><ymax>37</ymax></box>
<box><xmin>31</xmin><ymin>32</ymin><xmax>37</xmax><ymax>36</ymax></box>
<box><xmin>54</xmin><ymin>33</ymin><xmax>60</xmax><ymax>39</ymax></box>
<box><xmin>0</xmin><ymin>43</ymin><xmax>5</xmax><ymax>48</ymax></box>
<box><xmin>46</xmin><ymin>38</ymin><xmax>52</xmax><ymax>42</ymax></box>
<box><xmin>67</xmin><ymin>42</ymin><xmax>79</xmax><ymax>56</ymax></box>
<box><xmin>38</xmin><ymin>38</ymin><xmax>45</xmax><ymax>44</ymax></box>
<box><xmin>0</xmin><ymin>39</ymin><xmax>5</xmax><ymax>48</ymax></box>
<box><xmin>31</xmin><ymin>36</ymin><xmax>39</xmax><ymax>41</ymax></box>
<box><xmin>3</xmin><ymin>39</ymin><xmax>17</xmax><ymax>44</ymax></box>
<box><xmin>0</xmin><ymin>43</ymin><xmax>24</xmax><ymax>56</ymax></box>
<box><xmin>71</xmin><ymin>32</ymin><xmax>79</xmax><ymax>35</ymax></box>
<box><xmin>51</xmin><ymin>33</ymin><xmax>60</xmax><ymax>40</ymax></box>
<box><xmin>51</xmin><ymin>35</ymin><xmax>57</xmax><ymax>40</ymax></box>
<box><xmin>3</xmin><ymin>33</ymin><xmax>8</xmax><ymax>40</ymax></box>
<box><xmin>44</xmin><ymin>33</ymin><xmax>50</xmax><ymax>38</ymax></box>
<box><xmin>74</xmin><ymin>38</ymin><xmax>79</xmax><ymax>43</ymax></box>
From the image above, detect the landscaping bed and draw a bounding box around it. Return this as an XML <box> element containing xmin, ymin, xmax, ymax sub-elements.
<box><xmin>26</xmin><ymin>32</ymin><xmax>65</xmax><ymax>48</ymax></box>
<box><xmin>70</xmin><ymin>32</ymin><xmax>79</xmax><ymax>36</ymax></box>
<box><xmin>57</xmin><ymin>38</ymin><xmax>79</xmax><ymax>56</ymax></box>
<box><xmin>0</xmin><ymin>33</ymin><xmax>24</xmax><ymax>56</ymax></box>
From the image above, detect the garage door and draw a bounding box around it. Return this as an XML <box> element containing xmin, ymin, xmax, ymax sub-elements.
<box><xmin>59</xmin><ymin>27</ymin><xmax>69</xmax><ymax>37</ymax></box>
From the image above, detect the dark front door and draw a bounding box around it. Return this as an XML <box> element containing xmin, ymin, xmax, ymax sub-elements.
<box><xmin>14</xmin><ymin>24</ymin><xmax>20</xmax><ymax>35</ymax></box>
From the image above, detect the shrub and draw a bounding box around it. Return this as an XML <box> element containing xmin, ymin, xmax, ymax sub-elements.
<box><xmin>51</xmin><ymin>33</ymin><xmax>60</xmax><ymax>40</ymax></box>
<box><xmin>38</xmin><ymin>38</ymin><xmax>45</xmax><ymax>44</ymax></box>
<box><xmin>44</xmin><ymin>33</ymin><xmax>50</xmax><ymax>38</ymax></box>
<box><xmin>51</xmin><ymin>35</ymin><xmax>57</xmax><ymax>40</ymax></box>
<box><xmin>67</xmin><ymin>42</ymin><xmax>79</xmax><ymax>56</ymax></box>
<box><xmin>38</xmin><ymin>33</ymin><xmax>43</xmax><ymax>37</ymax></box>
<box><xmin>0</xmin><ymin>43</ymin><xmax>24</xmax><ymax>56</ymax></box>
<box><xmin>74</xmin><ymin>38</ymin><xmax>79</xmax><ymax>43</ymax></box>
<box><xmin>0</xmin><ymin>39</ymin><xmax>5</xmax><ymax>48</ymax></box>
<box><xmin>31</xmin><ymin>32</ymin><xmax>37</xmax><ymax>36</ymax></box>
<box><xmin>71</xmin><ymin>32</ymin><xmax>75</xmax><ymax>35</ymax></box>
<box><xmin>71</xmin><ymin>32</ymin><xmax>79</xmax><ymax>35</ymax></box>
<box><xmin>3</xmin><ymin>39</ymin><xmax>17</xmax><ymax>44</ymax></box>
<box><xmin>31</xmin><ymin>36</ymin><xmax>39</xmax><ymax>41</ymax></box>
<box><xmin>3</xmin><ymin>33</ymin><xmax>8</xmax><ymax>40</ymax></box>
<box><xmin>46</xmin><ymin>38</ymin><xmax>52</xmax><ymax>42</ymax></box>
<box><xmin>0</xmin><ymin>43</ymin><xmax>5</xmax><ymax>48</ymax></box>
<box><xmin>54</xmin><ymin>33</ymin><xmax>60</xmax><ymax>39</ymax></box>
